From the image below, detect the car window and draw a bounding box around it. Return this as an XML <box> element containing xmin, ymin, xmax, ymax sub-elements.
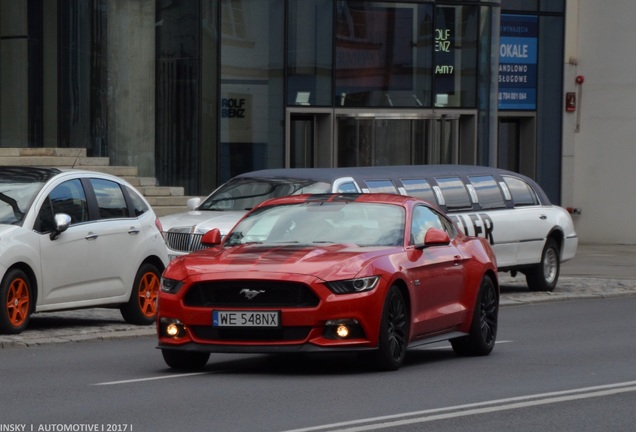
<box><xmin>399</xmin><ymin>178</ymin><xmax>437</xmax><ymax>204</ymax></box>
<box><xmin>434</xmin><ymin>177</ymin><xmax>472</xmax><ymax>210</ymax></box>
<box><xmin>411</xmin><ymin>205</ymin><xmax>445</xmax><ymax>245</ymax></box>
<box><xmin>502</xmin><ymin>175</ymin><xmax>539</xmax><ymax>206</ymax></box>
<box><xmin>364</xmin><ymin>179</ymin><xmax>398</xmax><ymax>194</ymax></box>
<box><xmin>468</xmin><ymin>175</ymin><xmax>506</xmax><ymax>209</ymax></box>
<box><xmin>47</xmin><ymin>179</ymin><xmax>90</xmax><ymax>226</ymax></box>
<box><xmin>335</xmin><ymin>181</ymin><xmax>359</xmax><ymax>193</ymax></box>
<box><xmin>126</xmin><ymin>185</ymin><xmax>149</xmax><ymax>216</ymax></box>
<box><xmin>90</xmin><ymin>178</ymin><xmax>129</xmax><ymax>219</ymax></box>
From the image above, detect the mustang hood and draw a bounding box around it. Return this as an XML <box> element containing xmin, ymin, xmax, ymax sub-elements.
<box><xmin>159</xmin><ymin>209</ymin><xmax>247</xmax><ymax>235</ymax></box>
<box><xmin>168</xmin><ymin>243</ymin><xmax>395</xmax><ymax>282</ymax></box>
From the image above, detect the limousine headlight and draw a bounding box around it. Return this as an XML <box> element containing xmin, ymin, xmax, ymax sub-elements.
<box><xmin>326</xmin><ymin>276</ymin><xmax>379</xmax><ymax>294</ymax></box>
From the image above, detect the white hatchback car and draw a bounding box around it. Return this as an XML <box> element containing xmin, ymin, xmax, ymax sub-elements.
<box><xmin>0</xmin><ymin>166</ymin><xmax>169</xmax><ymax>334</ymax></box>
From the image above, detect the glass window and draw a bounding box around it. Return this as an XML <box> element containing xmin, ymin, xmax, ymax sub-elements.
<box><xmin>220</xmin><ymin>0</ymin><xmax>284</xmax><ymax>183</ymax></box>
<box><xmin>287</xmin><ymin>0</ymin><xmax>333</xmax><ymax>106</ymax></box>
<box><xmin>433</xmin><ymin>5</ymin><xmax>479</xmax><ymax>108</ymax></box>
<box><xmin>400</xmin><ymin>178</ymin><xmax>437</xmax><ymax>204</ymax></box>
<box><xmin>126</xmin><ymin>186</ymin><xmax>149</xmax><ymax>217</ymax></box>
<box><xmin>46</xmin><ymin>180</ymin><xmax>89</xmax><ymax>225</ymax></box>
<box><xmin>335</xmin><ymin>2</ymin><xmax>434</xmax><ymax>108</ymax></box>
<box><xmin>411</xmin><ymin>205</ymin><xmax>444</xmax><ymax>244</ymax></box>
<box><xmin>501</xmin><ymin>0</ymin><xmax>538</xmax><ymax>12</ymax></box>
<box><xmin>502</xmin><ymin>175</ymin><xmax>538</xmax><ymax>206</ymax></box>
<box><xmin>435</xmin><ymin>177</ymin><xmax>472</xmax><ymax>210</ymax></box>
<box><xmin>468</xmin><ymin>175</ymin><xmax>505</xmax><ymax>209</ymax></box>
<box><xmin>90</xmin><ymin>179</ymin><xmax>128</xmax><ymax>219</ymax></box>
<box><xmin>364</xmin><ymin>179</ymin><xmax>398</xmax><ymax>194</ymax></box>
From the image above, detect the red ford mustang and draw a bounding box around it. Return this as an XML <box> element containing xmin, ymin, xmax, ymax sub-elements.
<box><xmin>157</xmin><ymin>193</ymin><xmax>499</xmax><ymax>371</ymax></box>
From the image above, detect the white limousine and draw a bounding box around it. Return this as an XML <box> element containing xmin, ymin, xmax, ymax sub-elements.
<box><xmin>160</xmin><ymin>165</ymin><xmax>578</xmax><ymax>291</ymax></box>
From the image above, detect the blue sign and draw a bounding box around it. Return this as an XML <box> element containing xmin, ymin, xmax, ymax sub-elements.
<box><xmin>498</xmin><ymin>15</ymin><xmax>538</xmax><ymax>110</ymax></box>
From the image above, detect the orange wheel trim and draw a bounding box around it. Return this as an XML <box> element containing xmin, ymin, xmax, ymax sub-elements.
<box><xmin>138</xmin><ymin>272</ymin><xmax>160</xmax><ymax>318</ymax></box>
<box><xmin>7</xmin><ymin>278</ymin><xmax>30</xmax><ymax>327</ymax></box>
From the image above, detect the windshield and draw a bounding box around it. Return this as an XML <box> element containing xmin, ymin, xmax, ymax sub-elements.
<box><xmin>225</xmin><ymin>201</ymin><xmax>405</xmax><ymax>247</ymax></box>
<box><xmin>0</xmin><ymin>181</ymin><xmax>45</xmax><ymax>225</ymax></box>
<box><xmin>198</xmin><ymin>177</ymin><xmax>332</xmax><ymax>211</ymax></box>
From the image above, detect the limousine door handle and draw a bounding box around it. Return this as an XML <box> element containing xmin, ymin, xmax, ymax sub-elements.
<box><xmin>539</xmin><ymin>215</ymin><xmax>547</xmax><ymax>220</ymax></box>
<box><xmin>85</xmin><ymin>232</ymin><xmax>99</xmax><ymax>241</ymax></box>
<box><xmin>128</xmin><ymin>227</ymin><xmax>140</xmax><ymax>235</ymax></box>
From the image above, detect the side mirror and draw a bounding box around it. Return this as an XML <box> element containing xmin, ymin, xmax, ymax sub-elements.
<box><xmin>201</xmin><ymin>228</ymin><xmax>222</xmax><ymax>246</ymax></box>
<box><xmin>422</xmin><ymin>227</ymin><xmax>450</xmax><ymax>248</ymax></box>
<box><xmin>187</xmin><ymin>197</ymin><xmax>201</xmax><ymax>211</ymax></box>
<box><xmin>50</xmin><ymin>213</ymin><xmax>71</xmax><ymax>240</ymax></box>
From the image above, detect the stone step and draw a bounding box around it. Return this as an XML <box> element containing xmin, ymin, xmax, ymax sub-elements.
<box><xmin>145</xmin><ymin>195</ymin><xmax>192</xmax><ymax>207</ymax></box>
<box><xmin>0</xmin><ymin>147</ymin><xmax>194</xmax><ymax>216</ymax></box>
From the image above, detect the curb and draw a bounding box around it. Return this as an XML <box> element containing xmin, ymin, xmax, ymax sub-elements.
<box><xmin>2</xmin><ymin>276</ymin><xmax>636</xmax><ymax>349</ymax></box>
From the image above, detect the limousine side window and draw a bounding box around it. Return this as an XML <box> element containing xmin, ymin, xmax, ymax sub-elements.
<box><xmin>434</xmin><ymin>177</ymin><xmax>473</xmax><ymax>210</ymax></box>
<box><xmin>468</xmin><ymin>175</ymin><xmax>506</xmax><ymax>209</ymax></box>
<box><xmin>502</xmin><ymin>175</ymin><xmax>539</xmax><ymax>207</ymax></box>
<box><xmin>399</xmin><ymin>178</ymin><xmax>437</xmax><ymax>204</ymax></box>
<box><xmin>364</xmin><ymin>179</ymin><xmax>398</xmax><ymax>194</ymax></box>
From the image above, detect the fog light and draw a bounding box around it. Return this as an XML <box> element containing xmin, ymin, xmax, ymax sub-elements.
<box><xmin>166</xmin><ymin>323</ymin><xmax>180</xmax><ymax>337</ymax></box>
<box><xmin>336</xmin><ymin>325</ymin><xmax>349</xmax><ymax>338</ymax></box>
<box><xmin>160</xmin><ymin>317</ymin><xmax>186</xmax><ymax>338</ymax></box>
<box><xmin>324</xmin><ymin>319</ymin><xmax>365</xmax><ymax>340</ymax></box>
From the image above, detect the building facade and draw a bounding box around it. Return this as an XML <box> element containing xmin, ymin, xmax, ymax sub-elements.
<box><xmin>4</xmin><ymin>1</ymin><xmax>625</xmax><ymax>244</ymax></box>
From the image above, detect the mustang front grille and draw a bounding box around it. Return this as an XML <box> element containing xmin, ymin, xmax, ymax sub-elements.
<box><xmin>183</xmin><ymin>280</ymin><xmax>320</xmax><ymax>308</ymax></box>
<box><xmin>164</xmin><ymin>231</ymin><xmax>207</xmax><ymax>253</ymax></box>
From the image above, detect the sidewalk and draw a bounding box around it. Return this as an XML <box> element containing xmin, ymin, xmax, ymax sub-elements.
<box><xmin>1</xmin><ymin>243</ymin><xmax>635</xmax><ymax>349</ymax></box>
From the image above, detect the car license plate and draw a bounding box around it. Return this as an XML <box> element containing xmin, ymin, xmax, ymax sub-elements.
<box><xmin>213</xmin><ymin>310</ymin><xmax>280</xmax><ymax>327</ymax></box>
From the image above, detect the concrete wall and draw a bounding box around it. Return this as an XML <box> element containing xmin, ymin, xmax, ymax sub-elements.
<box><xmin>108</xmin><ymin>0</ymin><xmax>156</xmax><ymax>177</ymax></box>
<box><xmin>562</xmin><ymin>0</ymin><xmax>636</xmax><ymax>244</ymax></box>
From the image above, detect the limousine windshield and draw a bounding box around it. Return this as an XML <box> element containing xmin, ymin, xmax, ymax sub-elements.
<box><xmin>197</xmin><ymin>177</ymin><xmax>332</xmax><ymax>211</ymax></box>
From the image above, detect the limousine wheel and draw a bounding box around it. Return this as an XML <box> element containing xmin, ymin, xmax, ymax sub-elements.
<box><xmin>0</xmin><ymin>269</ymin><xmax>32</xmax><ymax>334</ymax></box>
<box><xmin>451</xmin><ymin>275</ymin><xmax>498</xmax><ymax>356</ymax></box>
<box><xmin>525</xmin><ymin>238</ymin><xmax>560</xmax><ymax>292</ymax></box>
<box><xmin>162</xmin><ymin>349</ymin><xmax>210</xmax><ymax>370</ymax></box>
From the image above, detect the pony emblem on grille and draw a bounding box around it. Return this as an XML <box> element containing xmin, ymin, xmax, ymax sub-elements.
<box><xmin>240</xmin><ymin>289</ymin><xmax>265</xmax><ymax>300</ymax></box>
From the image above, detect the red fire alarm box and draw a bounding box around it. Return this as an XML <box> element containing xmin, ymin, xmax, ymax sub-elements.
<box><xmin>565</xmin><ymin>92</ymin><xmax>576</xmax><ymax>112</ymax></box>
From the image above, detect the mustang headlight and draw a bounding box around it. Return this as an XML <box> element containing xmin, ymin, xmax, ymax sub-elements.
<box><xmin>160</xmin><ymin>277</ymin><xmax>184</xmax><ymax>294</ymax></box>
<box><xmin>326</xmin><ymin>276</ymin><xmax>380</xmax><ymax>294</ymax></box>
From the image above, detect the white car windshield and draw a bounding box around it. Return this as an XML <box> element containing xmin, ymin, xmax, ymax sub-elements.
<box><xmin>0</xmin><ymin>179</ymin><xmax>46</xmax><ymax>225</ymax></box>
<box><xmin>198</xmin><ymin>178</ymin><xmax>332</xmax><ymax>211</ymax></box>
<box><xmin>224</xmin><ymin>201</ymin><xmax>405</xmax><ymax>247</ymax></box>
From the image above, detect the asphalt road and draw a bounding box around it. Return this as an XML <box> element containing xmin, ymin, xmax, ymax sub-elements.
<box><xmin>1</xmin><ymin>295</ymin><xmax>636</xmax><ymax>431</ymax></box>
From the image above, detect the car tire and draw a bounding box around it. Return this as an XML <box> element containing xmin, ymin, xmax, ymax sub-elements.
<box><xmin>451</xmin><ymin>275</ymin><xmax>498</xmax><ymax>357</ymax></box>
<box><xmin>0</xmin><ymin>268</ymin><xmax>32</xmax><ymax>334</ymax></box>
<box><xmin>525</xmin><ymin>238</ymin><xmax>560</xmax><ymax>292</ymax></box>
<box><xmin>371</xmin><ymin>285</ymin><xmax>409</xmax><ymax>371</ymax></box>
<box><xmin>162</xmin><ymin>349</ymin><xmax>210</xmax><ymax>370</ymax></box>
<box><xmin>120</xmin><ymin>262</ymin><xmax>161</xmax><ymax>325</ymax></box>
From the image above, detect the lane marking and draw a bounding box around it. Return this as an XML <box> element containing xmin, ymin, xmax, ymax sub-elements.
<box><xmin>283</xmin><ymin>380</ymin><xmax>636</xmax><ymax>432</ymax></box>
<box><xmin>93</xmin><ymin>372</ymin><xmax>210</xmax><ymax>386</ymax></box>
<box><xmin>92</xmin><ymin>342</ymin><xmax>514</xmax><ymax>385</ymax></box>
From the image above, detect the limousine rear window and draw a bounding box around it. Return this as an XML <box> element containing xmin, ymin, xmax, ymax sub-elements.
<box><xmin>468</xmin><ymin>175</ymin><xmax>506</xmax><ymax>209</ymax></box>
<box><xmin>502</xmin><ymin>175</ymin><xmax>539</xmax><ymax>206</ymax></box>
<box><xmin>399</xmin><ymin>178</ymin><xmax>437</xmax><ymax>204</ymax></box>
<box><xmin>364</xmin><ymin>179</ymin><xmax>398</xmax><ymax>194</ymax></box>
<box><xmin>199</xmin><ymin>178</ymin><xmax>331</xmax><ymax>211</ymax></box>
<box><xmin>434</xmin><ymin>177</ymin><xmax>473</xmax><ymax>210</ymax></box>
